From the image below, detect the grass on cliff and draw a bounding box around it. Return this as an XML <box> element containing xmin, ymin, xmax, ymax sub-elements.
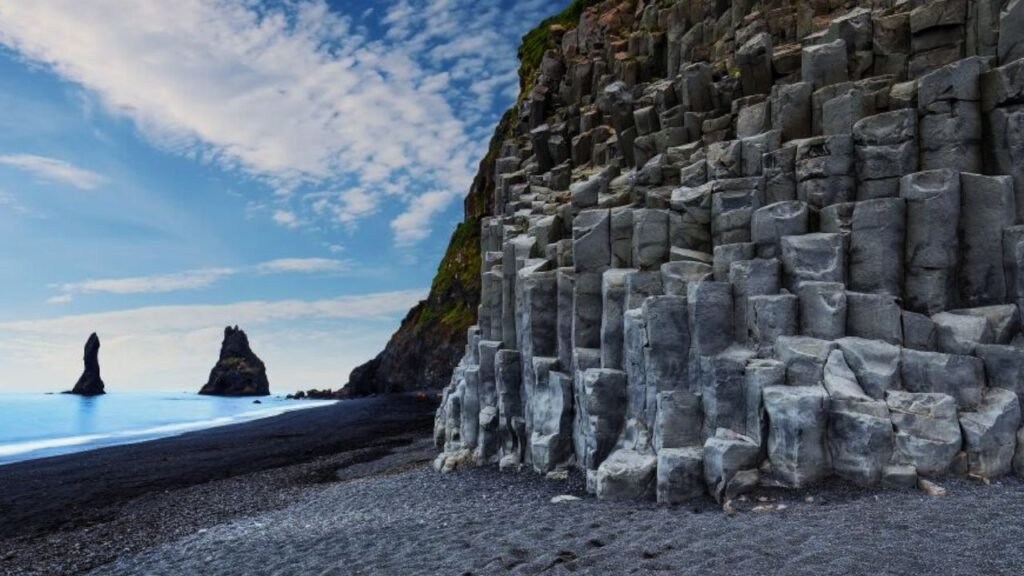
<box><xmin>414</xmin><ymin>218</ymin><xmax>481</xmax><ymax>332</ymax></box>
<box><xmin>517</xmin><ymin>0</ymin><xmax>602</xmax><ymax>95</ymax></box>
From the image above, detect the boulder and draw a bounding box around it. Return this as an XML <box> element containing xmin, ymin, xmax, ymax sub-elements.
<box><xmin>836</xmin><ymin>337</ymin><xmax>902</xmax><ymax>400</ymax></box>
<box><xmin>657</xmin><ymin>447</ymin><xmax>706</xmax><ymax>504</ymax></box>
<box><xmin>975</xmin><ymin>344</ymin><xmax>1024</xmax><ymax>414</ymax></box>
<box><xmin>901</xmin><ymin>348</ymin><xmax>984</xmax><ymax>409</ymax></box>
<box><xmin>775</xmin><ymin>336</ymin><xmax>836</xmax><ymax>387</ymax></box>
<box><xmin>68</xmin><ymin>333</ymin><xmax>105</xmax><ymax>396</ymax></box>
<box><xmin>199</xmin><ymin>326</ymin><xmax>270</xmax><ymax>396</ymax></box>
<box><xmin>703</xmin><ymin>428</ymin><xmax>761</xmax><ymax>503</ymax></box>
<box><xmin>595</xmin><ymin>449</ymin><xmax>657</xmax><ymax>501</ymax></box>
<box><xmin>959</xmin><ymin>388</ymin><xmax>1021</xmax><ymax>478</ymax></box>
<box><xmin>763</xmin><ymin>385</ymin><xmax>831</xmax><ymax>487</ymax></box>
<box><xmin>887</xmin><ymin>391</ymin><xmax>962</xmax><ymax>475</ymax></box>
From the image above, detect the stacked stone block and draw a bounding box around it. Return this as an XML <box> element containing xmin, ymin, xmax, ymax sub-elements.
<box><xmin>434</xmin><ymin>0</ymin><xmax>1024</xmax><ymax>505</ymax></box>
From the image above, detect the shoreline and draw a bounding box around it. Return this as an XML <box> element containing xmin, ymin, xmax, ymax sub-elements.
<box><xmin>0</xmin><ymin>393</ymin><xmax>439</xmax><ymax>576</ymax></box>
<box><xmin>0</xmin><ymin>394</ymin><xmax>338</xmax><ymax>466</ymax></box>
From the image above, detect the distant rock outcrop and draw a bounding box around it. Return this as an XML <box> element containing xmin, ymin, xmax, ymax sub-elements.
<box><xmin>199</xmin><ymin>326</ymin><xmax>270</xmax><ymax>397</ymax></box>
<box><xmin>67</xmin><ymin>332</ymin><xmax>105</xmax><ymax>396</ymax></box>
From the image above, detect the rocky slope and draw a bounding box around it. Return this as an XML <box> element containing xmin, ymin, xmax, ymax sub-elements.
<box><xmin>432</xmin><ymin>0</ymin><xmax>1024</xmax><ymax>505</ymax></box>
<box><xmin>342</xmin><ymin>3</ymin><xmax>590</xmax><ymax>396</ymax></box>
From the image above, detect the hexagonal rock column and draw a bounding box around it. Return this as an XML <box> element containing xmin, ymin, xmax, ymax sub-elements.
<box><xmin>853</xmin><ymin>110</ymin><xmax>918</xmax><ymax>200</ymax></box>
<box><xmin>780</xmin><ymin>233</ymin><xmax>845</xmax><ymax>291</ymax></box>
<box><xmin>700</xmin><ymin>346</ymin><xmax>757</xmax><ymax>440</ymax></box>
<box><xmin>495</xmin><ymin>350</ymin><xmax>524</xmax><ymax>468</ymax></box>
<box><xmin>959</xmin><ymin>173</ymin><xmax>1016</xmax><ymax>307</ymax></box>
<box><xmin>823</xmin><ymin>350</ymin><xmax>894</xmax><ymax>486</ymax></box>
<box><xmin>642</xmin><ymin>295</ymin><xmax>690</xmax><ymax>427</ymax></box>
<box><xmin>795</xmin><ymin>136</ymin><xmax>856</xmax><ymax>210</ymax></box>
<box><xmin>751</xmin><ymin>201</ymin><xmax>809</xmax><ymax>259</ymax></box>
<box><xmin>763</xmin><ymin>385</ymin><xmax>831</xmax><ymax>488</ymax></box>
<box><xmin>798</xmin><ymin>282</ymin><xmax>847</xmax><ymax>340</ymax></box>
<box><xmin>574</xmin><ymin>368</ymin><xmax>627</xmax><ymax>476</ymax></box>
<box><xmin>729</xmin><ymin>258</ymin><xmax>781</xmax><ymax>344</ymax></box>
<box><xmin>775</xmin><ymin>336</ymin><xmax>837</xmax><ymax>388</ymax></box>
<box><xmin>746</xmin><ymin>294</ymin><xmax>799</xmax><ymax>357</ymax></box>
<box><xmin>901</xmin><ymin>169</ymin><xmax>961</xmax><ymax>315</ymax></box>
<box><xmin>600</xmin><ymin>269</ymin><xmax>632</xmax><ymax>371</ymax></box>
<box><xmin>917</xmin><ymin>57</ymin><xmax>987</xmax><ymax>173</ymax></box>
<box><xmin>982</xmin><ymin>57</ymin><xmax>1024</xmax><ymax>222</ymax></box>
<box><xmin>573</xmin><ymin>209</ymin><xmax>611</xmax><ymax>351</ymax></box>
<box><xmin>802</xmin><ymin>39</ymin><xmax>849</xmax><ymax>90</ymax></box>
<box><xmin>849</xmin><ymin>198</ymin><xmax>906</xmax><ymax>296</ymax></box>
<box><xmin>530</xmin><ymin>370</ymin><xmax>574</xmax><ymax>473</ymax></box>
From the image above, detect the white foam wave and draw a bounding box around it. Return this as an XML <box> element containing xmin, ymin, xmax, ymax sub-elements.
<box><xmin>0</xmin><ymin>400</ymin><xmax>334</xmax><ymax>463</ymax></box>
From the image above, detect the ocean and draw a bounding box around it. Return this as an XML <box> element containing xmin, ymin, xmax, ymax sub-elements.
<box><xmin>0</xmin><ymin>392</ymin><xmax>335</xmax><ymax>465</ymax></box>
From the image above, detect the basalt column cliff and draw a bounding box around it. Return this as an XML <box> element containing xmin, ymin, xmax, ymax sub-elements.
<box><xmin>432</xmin><ymin>0</ymin><xmax>1024</xmax><ymax>503</ymax></box>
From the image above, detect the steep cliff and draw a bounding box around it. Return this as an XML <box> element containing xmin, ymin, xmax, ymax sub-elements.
<box><xmin>431</xmin><ymin>0</ymin><xmax>1024</xmax><ymax>506</ymax></box>
<box><xmin>344</xmin><ymin>2</ymin><xmax>597</xmax><ymax>396</ymax></box>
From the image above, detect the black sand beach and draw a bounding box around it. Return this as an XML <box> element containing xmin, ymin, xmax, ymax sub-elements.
<box><xmin>5</xmin><ymin>393</ymin><xmax>1024</xmax><ymax>576</ymax></box>
<box><xmin>0</xmin><ymin>394</ymin><xmax>439</xmax><ymax>576</ymax></box>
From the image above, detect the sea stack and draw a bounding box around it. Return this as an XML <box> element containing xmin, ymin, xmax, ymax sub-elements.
<box><xmin>68</xmin><ymin>332</ymin><xmax>105</xmax><ymax>396</ymax></box>
<box><xmin>199</xmin><ymin>326</ymin><xmax>270</xmax><ymax>396</ymax></box>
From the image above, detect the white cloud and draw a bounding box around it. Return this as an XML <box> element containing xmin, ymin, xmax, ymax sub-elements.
<box><xmin>0</xmin><ymin>289</ymin><xmax>427</xmax><ymax>392</ymax></box>
<box><xmin>391</xmin><ymin>188</ymin><xmax>463</xmax><ymax>246</ymax></box>
<box><xmin>50</xmin><ymin>258</ymin><xmax>351</xmax><ymax>299</ymax></box>
<box><xmin>54</xmin><ymin>267</ymin><xmax>237</xmax><ymax>296</ymax></box>
<box><xmin>0</xmin><ymin>0</ymin><xmax>559</xmax><ymax>245</ymax></box>
<box><xmin>272</xmin><ymin>209</ymin><xmax>301</xmax><ymax>228</ymax></box>
<box><xmin>253</xmin><ymin>258</ymin><xmax>348</xmax><ymax>274</ymax></box>
<box><xmin>0</xmin><ymin>153</ymin><xmax>107</xmax><ymax>190</ymax></box>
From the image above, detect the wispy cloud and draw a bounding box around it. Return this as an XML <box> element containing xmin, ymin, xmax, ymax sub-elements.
<box><xmin>0</xmin><ymin>153</ymin><xmax>107</xmax><ymax>190</ymax></box>
<box><xmin>50</xmin><ymin>258</ymin><xmax>350</xmax><ymax>301</ymax></box>
<box><xmin>53</xmin><ymin>267</ymin><xmax>237</xmax><ymax>297</ymax></box>
<box><xmin>0</xmin><ymin>0</ymin><xmax>558</xmax><ymax>245</ymax></box>
<box><xmin>0</xmin><ymin>289</ymin><xmax>428</xmax><ymax>392</ymax></box>
<box><xmin>253</xmin><ymin>258</ymin><xmax>348</xmax><ymax>274</ymax></box>
<box><xmin>0</xmin><ymin>189</ymin><xmax>33</xmax><ymax>215</ymax></box>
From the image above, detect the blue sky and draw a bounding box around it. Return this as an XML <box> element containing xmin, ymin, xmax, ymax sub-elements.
<box><xmin>0</xmin><ymin>0</ymin><xmax>566</xmax><ymax>392</ymax></box>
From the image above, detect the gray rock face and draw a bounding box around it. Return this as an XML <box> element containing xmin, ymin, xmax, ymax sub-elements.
<box><xmin>430</xmin><ymin>1</ymin><xmax>1024</xmax><ymax>503</ymax></box>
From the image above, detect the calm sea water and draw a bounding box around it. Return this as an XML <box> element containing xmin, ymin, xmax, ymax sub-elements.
<box><xmin>0</xmin><ymin>392</ymin><xmax>335</xmax><ymax>465</ymax></box>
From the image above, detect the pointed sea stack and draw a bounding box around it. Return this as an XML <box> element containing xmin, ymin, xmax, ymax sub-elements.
<box><xmin>199</xmin><ymin>326</ymin><xmax>270</xmax><ymax>396</ymax></box>
<box><xmin>68</xmin><ymin>332</ymin><xmax>105</xmax><ymax>396</ymax></box>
